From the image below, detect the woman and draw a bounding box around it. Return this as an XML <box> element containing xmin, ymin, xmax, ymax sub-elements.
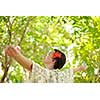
<box><xmin>5</xmin><ymin>46</ymin><xmax>87</xmax><ymax>83</ymax></box>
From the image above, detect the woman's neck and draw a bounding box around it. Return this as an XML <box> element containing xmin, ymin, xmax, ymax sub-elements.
<box><xmin>46</xmin><ymin>64</ymin><xmax>54</xmax><ymax>70</ymax></box>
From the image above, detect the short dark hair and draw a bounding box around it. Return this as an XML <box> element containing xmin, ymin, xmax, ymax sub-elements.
<box><xmin>53</xmin><ymin>49</ymin><xmax>66</xmax><ymax>69</ymax></box>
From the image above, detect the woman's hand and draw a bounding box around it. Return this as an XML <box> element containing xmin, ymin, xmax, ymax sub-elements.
<box><xmin>5</xmin><ymin>46</ymin><xmax>21</xmax><ymax>58</ymax></box>
<box><xmin>5</xmin><ymin>45</ymin><xmax>32</xmax><ymax>72</ymax></box>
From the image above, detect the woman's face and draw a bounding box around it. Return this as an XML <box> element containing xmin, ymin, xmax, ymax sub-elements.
<box><xmin>43</xmin><ymin>51</ymin><xmax>55</xmax><ymax>68</ymax></box>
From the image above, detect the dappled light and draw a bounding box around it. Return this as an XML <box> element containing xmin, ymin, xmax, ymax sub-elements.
<box><xmin>0</xmin><ymin>16</ymin><xmax>100</xmax><ymax>83</ymax></box>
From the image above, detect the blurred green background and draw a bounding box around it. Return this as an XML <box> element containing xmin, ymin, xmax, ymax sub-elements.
<box><xmin>0</xmin><ymin>16</ymin><xmax>100</xmax><ymax>83</ymax></box>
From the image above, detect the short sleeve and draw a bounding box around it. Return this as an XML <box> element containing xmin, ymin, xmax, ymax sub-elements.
<box><xmin>31</xmin><ymin>61</ymin><xmax>44</xmax><ymax>74</ymax></box>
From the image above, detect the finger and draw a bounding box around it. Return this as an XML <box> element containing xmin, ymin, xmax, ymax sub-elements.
<box><xmin>8</xmin><ymin>47</ymin><xmax>18</xmax><ymax>57</ymax></box>
<box><xmin>10</xmin><ymin>46</ymin><xmax>17</xmax><ymax>52</ymax></box>
<box><xmin>8</xmin><ymin>49</ymin><xmax>15</xmax><ymax>57</ymax></box>
<box><xmin>7</xmin><ymin>46</ymin><xmax>15</xmax><ymax>53</ymax></box>
<box><xmin>5</xmin><ymin>47</ymin><xmax>10</xmax><ymax>56</ymax></box>
<box><xmin>5</xmin><ymin>46</ymin><xmax>13</xmax><ymax>56</ymax></box>
<box><xmin>5</xmin><ymin>50</ymin><xmax>10</xmax><ymax>56</ymax></box>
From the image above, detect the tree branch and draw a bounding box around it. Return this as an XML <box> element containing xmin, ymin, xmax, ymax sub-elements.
<box><xmin>0</xmin><ymin>58</ymin><xmax>11</xmax><ymax>83</ymax></box>
<box><xmin>0</xmin><ymin>16</ymin><xmax>34</xmax><ymax>83</ymax></box>
<box><xmin>18</xmin><ymin>17</ymin><xmax>34</xmax><ymax>46</ymax></box>
<box><xmin>0</xmin><ymin>16</ymin><xmax>13</xmax><ymax>83</ymax></box>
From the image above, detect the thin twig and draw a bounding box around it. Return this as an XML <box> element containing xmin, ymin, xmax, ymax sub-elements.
<box><xmin>18</xmin><ymin>17</ymin><xmax>34</xmax><ymax>46</ymax></box>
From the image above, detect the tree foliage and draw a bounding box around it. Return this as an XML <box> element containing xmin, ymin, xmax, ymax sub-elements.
<box><xmin>0</xmin><ymin>16</ymin><xmax>100</xmax><ymax>83</ymax></box>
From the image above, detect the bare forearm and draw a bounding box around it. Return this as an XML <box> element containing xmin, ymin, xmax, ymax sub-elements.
<box><xmin>73</xmin><ymin>67</ymin><xmax>81</xmax><ymax>73</ymax></box>
<box><xmin>13</xmin><ymin>53</ymin><xmax>32</xmax><ymax>72</ymax></box>
<box><xmin>5</xmin><ymin>46</ymin><xmax>33</xmax><ymax>72</ymax></box>
<box><xmin>73</xmin><ymin>66</ymin><xmax>87</xmax><ymax>73</ymax></box>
